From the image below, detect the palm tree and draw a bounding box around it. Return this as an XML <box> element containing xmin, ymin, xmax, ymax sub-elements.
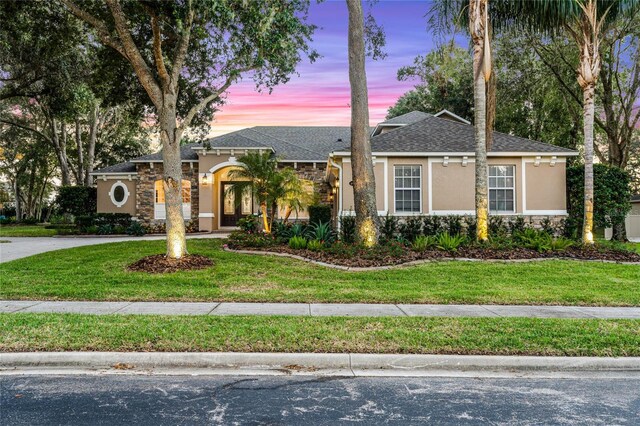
<box><xmin>227</xmin><ymin>152</ymin><xmax>308</xmax><ymax>233</ymax></box>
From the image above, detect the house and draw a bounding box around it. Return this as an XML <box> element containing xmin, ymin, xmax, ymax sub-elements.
<box><xmin>91</xmin><ymin>110</ymin><xmax>578</xmax><ymax>231</ymax></box>
<box><xmin>626</xmin><ymin>195</ymin><xmax>640</xmax><ymax>240</ymax></box>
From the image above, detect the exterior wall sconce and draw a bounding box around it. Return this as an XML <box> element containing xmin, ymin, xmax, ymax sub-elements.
<box><xmin>200</xmin><ymin>173</ymin><xmax>211</xmax><ymax>186</ymax></box>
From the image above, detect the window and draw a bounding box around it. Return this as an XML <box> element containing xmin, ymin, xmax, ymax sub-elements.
<box><xmin>154</xmin><ymin>180</ymin><xmax>191</xmax><ymax>219</ymax></box>
<box><xmin>394</xmin><ymin>165</ymin><xmax>421</xmax><ymax>213</ymax></box>
<box><xmin>108</xmin><ymin>181</ymin><xmax>129</xmax><ymax>208</ymax></box>
<box><xmin>489</xmin><ymin>165</ymin><xmax>515</xmax><ymax>213</ymax></box>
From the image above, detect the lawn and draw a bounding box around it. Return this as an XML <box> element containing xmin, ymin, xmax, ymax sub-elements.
<box><xmin>1</xmin><ymin>239</ymin><xmax>639</xmax><ymax>305</ymax></box>
<box><xmin>0</xmin><ymin>224</ymin><xmax>58</xmax><ymax>237</ymax></box>
<box><xmin>1</xmin><ymin>313</ymin><xmax>638</xmax><ymax>356</ymax></box>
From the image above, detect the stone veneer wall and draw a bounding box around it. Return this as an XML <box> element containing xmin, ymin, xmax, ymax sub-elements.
<box><xmin>279</xmin><ymin>162</ymin><xmax>331</xmax><ymax>204</ymax></box>
<box><xmin>135</xmin><ymin>162</ymin><xmax>199</xmax><ymax>225</ymax></box>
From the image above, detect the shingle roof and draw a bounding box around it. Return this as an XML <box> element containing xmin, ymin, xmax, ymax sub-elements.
<box><xmin>91</xmin><ymin>162</ymin><xmax>136</xmax><ymax>174</ymax></box>
<box><xmin>379</xmin><ymin>111</ymin><xmax>432</xmax><ymax>125</ymax></box>
<box><xmin>131</xmin><ymin>143</ymin><xmax>200</xmax><ymax>162</ymax></box>
<box><xmin>351</xmin><ymin>114</ymin><xmax>578</xmax><ymax>154</ymax></box>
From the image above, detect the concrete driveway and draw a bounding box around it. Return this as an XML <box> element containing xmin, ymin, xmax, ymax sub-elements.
<box><xmin>0</xmin><ymin>233</ymin><xmax>228</xmax><ymax>263</ymax></box>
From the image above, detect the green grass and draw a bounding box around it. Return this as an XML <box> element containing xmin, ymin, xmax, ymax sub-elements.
<box><xmin>1</xmin><ymin>239</ymin><xmax>639</xmax><ymax>306</ymax></box>
<box><xmin>2</xmin><ymin>313</ymin><xmax>638</xmax><ymax>356</ymax></box>
<box><xmin>0</xmin><ymin>224</ymin><xmax>58</xmax><ymax>237</ymax></box>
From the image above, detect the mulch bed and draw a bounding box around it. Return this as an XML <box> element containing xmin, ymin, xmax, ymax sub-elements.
<box><xmin>228</xmin><ymin>244</ymin><xmax>640</xmax><ymax>268</ymax></box>
<box><xmin>127</xmin><ymin>254</ymin><xmax>214</xmax><ymax>273</ymax></box>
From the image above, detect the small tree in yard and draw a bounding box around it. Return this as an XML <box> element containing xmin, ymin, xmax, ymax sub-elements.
<box><xmin>61</xmin><ymin>0</ymin><xmax>317</xmax><ymax>258</ymax></box>
<box><xmin>227</xmin><ymin>152</ymin><xmax>307</xmax><ymax>234</ymax></box>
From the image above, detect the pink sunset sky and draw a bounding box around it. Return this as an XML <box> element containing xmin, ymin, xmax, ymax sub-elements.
<box><xmin>208</xmin><ymin>0</ymin><xmax>441</xmax><ymax>136</ymax></box>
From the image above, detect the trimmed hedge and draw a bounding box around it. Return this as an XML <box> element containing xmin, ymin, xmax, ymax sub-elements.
<box><xmin>55</xmin><ymin>186</ymin><xmax>97</xmax><ymax>217</ymax></box>
<box><xmin>308</xmin><ymin>204</ymin><xmax>331</xmax><ymax>226</ymax></box>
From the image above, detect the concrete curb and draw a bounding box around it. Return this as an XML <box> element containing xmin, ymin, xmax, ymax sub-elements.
<box><xmin>224</xmin><ymin>247</ymin><xmax>640</xmax><ymax>271</ymax></box>
<box><xmin>2</xmin><ymin>352</ymin><xmax>640</xmax><ymax>378</ymax></box>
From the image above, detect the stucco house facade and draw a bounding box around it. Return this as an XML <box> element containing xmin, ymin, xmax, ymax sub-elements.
<box><xmin>92</xmin><ymin>110</ymin><xmax>578</xmax><ymax>231</ymax></box>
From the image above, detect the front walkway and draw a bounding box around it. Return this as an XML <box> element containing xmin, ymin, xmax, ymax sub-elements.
<box><xmin>2</xmin><ymin>300</ymin><xmax>639</xmax><ymax>318</ymax></box>
<box><xmin>0</xmin><ymin>233</ymin><xmax>228</xmax><ymax>263</ymax></box>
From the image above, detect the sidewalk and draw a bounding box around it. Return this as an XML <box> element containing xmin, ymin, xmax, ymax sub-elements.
<box><xmin>2</xmin><ymin>300</ymin><xmax>639</xmax><ymax>318</ymax></box>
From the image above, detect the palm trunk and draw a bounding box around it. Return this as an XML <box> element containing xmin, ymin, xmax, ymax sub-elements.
<box><xmin>347</xmin><ymin>0</ymin><xmax>380</xmax><ymax>247</ymax></box>
<box><xmin>159</xmin><ymin>97</ymin><xmax>187</xmax><ymax>259</ymax></box>
<box><xmin>582</xmin><ymin>83</ymin><xmax>596</xmax><ymax>244</ymax></box>
<box><xmin>260</xmin><ymin>202</ymin><xmax>270</xmax><ymax>233</ymax></box>
<box><xmin>470</xmin><ymin>0</ymin><xmax>489</xmax><ymax>241</ymax></box>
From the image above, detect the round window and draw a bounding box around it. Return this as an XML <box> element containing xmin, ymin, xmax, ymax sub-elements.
<box><xmin>109</xmin><ymin>181</ymin><xmax>130</xmax><ymax>207</ymax></box>
<box><xmin>113</xmin><ymin>185</ymin><xmax>125</xmax><ymax>203</ymax></box>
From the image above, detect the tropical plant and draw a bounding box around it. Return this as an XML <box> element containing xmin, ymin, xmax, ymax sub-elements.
<box><xmin>287</xmin><ymin>223</ymin><xmax>307</xmax><ymax>239</ymax></box>
<box><xmin>126</xmin><ymin>221</ymin><xmax>146</xmax><ymax>237</ymax></box>
<box><xmin>307</xmin><ymin>239</ymin><xmax>325</xmax><ymax>251</ymax></box>
<box><xmin>412</xmin><ymin>235</ymin><xmax>437</xmax><ymax>251</ymax></box>
<box><xmin>237</xmin><ymin>215</ymin><xmax>259</xmax><ymax>233</ymax></box>
<box><xmin>550</xmin><ymin>237</ymin><xmax>575</xmax><ymax>252</ymax></box>
<box><xmin>288</xmin><ymin>236</ymin><xmax>307</xmax><ymax>250</ymax></box>
<box><xmin>436</xmin><ymin>232</ymin><xmax>467</xmax><ymax>252</ymax></box>
<box><xmin>306</xmin><ymin>221</ymin><xmax>336</xmax><ymax>244</ymax></box>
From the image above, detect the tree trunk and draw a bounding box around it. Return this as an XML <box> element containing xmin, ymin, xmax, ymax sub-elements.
<box><xmin>158</xmin><ymin>97</ymin><xmax>187</xmax><ymax>259</ymax></box>
<box><xmin>260</xmin><ymin>202</ymin><xmax>270</xmax><ymax>233</ymax></box>
<box><xmin>51</xmin><ymin>118</ymin><xmax>72</xmax><ymax>186</ymax></box>
<box><xmin>75</xmin><ymin>118</ymin><xmax>85</xmax><ymax>185</ymax></box>
<box><xmin>470</xmin><ymin>0</ymin><xmax>489</xmax><ymax>241</ymax></box>
<box><xmin>347</xmin><ymin>0</ymin><xmax>380</xmax><ymax>247</ymax></box>
<box><xmin>581</xmin><ymin>83</ymin><xmax>596</xmax><ymax>244</ymax></box>
<box><xmin>13</xmin><ymin>178</ymin><xmax>21</xmax><ymax>222</ymax></box>
<box><xmin>85</xmin><ymin>103</ymin><xmax>99</xmax><ymax>186</ymax></box>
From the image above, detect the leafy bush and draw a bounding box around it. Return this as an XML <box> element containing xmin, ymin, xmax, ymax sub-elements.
<box><xmin>380</xmin><ymin>214</ymin><xmax>398</xmax><ymax>242</ymax></box>
<box><xmin>308</xmin><ymin>204</ymin><xmax>331</xmax><ymax>226</ymax></box>
<box><xmin>21</xmin><ymin>217</ymin><xmax>39</xmax><ymax>225</ymax></box>
<box><xmin>306</xmin><ymin>221</ymin><xmax>335</xmax><ymax>243</ymax></box>
<box><xmin>436</xmin><ymin>233</ymin><xmax>466</xmax><ymax>252</ymax></box>
<box><xmin>307</xmin><ymin>239</ymin><xmax>324</xmax><ymax>251</ymax></box>
<box><xmin>272</xmin><ymin>220</ymin><xmax>292</xmax><ymax>243</ymax></box>
<box><xmin>185</xmin><ymin>219</ymin><xmax>199</xmax><ymax>233</ymax></box>
<box><xmin>55</xmin><ymin>186</ymin><xmax>97</xmax><ymax>217</ymax></box>
<box><xmin>0</xmin><ymin>217</ymin><xmax>15</xmax><ymax>225</ymax></box>
<box><xmin>145</xmin><ymin>222</ymin><xmax>166</xmax><ymax>234</ymax></box>
<box><xmin>567</xmin><ymin>164</ymin><xmax>631</xmax><ymax>240</ymax></box>
<box><xmin>227</xmin><ymin>230</ymin><xmax>275</xmax><ymax>248</ymax></box>
<box><xmin>514</xmin><ymin>228</ymin><xmax>552</xmax><ymax>252</ymax></box>
<box><xmin>93</xmin><ymin>213</ymin><xmax>132</xmax><ymax>228</ymax></box>
<box><xmin>508</xmin><ymin>216</ymin><xmax>527</xmax><ymax>234</ymax></box>
<box><xmin>445</xmin><ymin>215</ymin><xmax>463</xmax><ymax>235</ymax></box>
<box><xmin>339</xmin><ymin>215</ymin><xmax>356</xmax><ymax>244</ymax></box>
<box><xmin>485</xmin><ymin>234</ymin><xmax>515</xmax><ymax>250</ymax></box>
<box><xmin>423</xmin><ymin>215</ymin><xmax>444</xmax><ymax>236</ymax></box>
<box><xmin>97</xmin><ymin>224</ymin><xmax>113</xmax><ymax>235</ymax></box>
<box><xmin>126</xmin><ymin>222</ymin><xmax>146</xmax><ymax>236</ymax></box>
<box><xmin>74</xmin><ymin>215</ymin><xmax>94</xmax><ymax>230</ymax></box>
<box><xmin>238</xmin><ymin>215</ymin><xmax>259</xmax><ymax>233</ymax></box>
<box><xmin>49</xmin><ymin>215</ymin><xmax>72</xmax><ymax>225</ymax></box>
<box><xmin>540</xmin><ymin>217</ymin><xmax>555</xmax><ymax>236</ymax></box>
<box><xmin>412</xmin><ymin>235</ymin><xmax>437</xmax><ymax>251</ymax></box>
<box><xmin>489</xmin><ymin>216</ymin><xmax>507</xmax><ymax>236</ymax></box>
<box><xmin>463</xmin><ymin>215</ymin><xmax>477</xmax><ymax>239</ymax></box>
<box><xmin>399</xmin><ymin>216</ymin><xmax>422</xmax><ymax>242</ymax></box>
<box><xmin>288</xmin><ymin>235</ymin><xmax>307</xmax><ymax>249</ymax></box>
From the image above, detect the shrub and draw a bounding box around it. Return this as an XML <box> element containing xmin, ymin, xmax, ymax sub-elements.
<box><xmin>412</xmin><ymin>235</ymin><xmax>437</xmax><ymax>251</ymax></box>
<box><xmin>145</xmin><ymin>222</ymin><xmax>166</xmax><ymax>234</ymax></box>
<box><xmin>423</xmin><ymin>215</ymin><xmax>444</xmax><ymax>236</ymax></box>
<box><xmin>288</xmin><ymin>236</ymin><xmax>307</xmax><ymax>249</ymax></box>
<box><xmin>380</xmin><ymin>214</ymin><xmax>398</xmax><ymax>242</ymax></box>
<box><xmin>540</xmin><ymin>217</ymin><xmax>555</xmax><ymax>236</ymax></box>
<box><xmin>185</xmin><ymin>219</ymin><xmax>199</xmax><ymax>233</ymax></box>
<box><xmin>508</xmin><ymin>216</ymin><xmax>527</xmax><ymax>234</ymax></box>
<box><xmin>272</xmin><ymin>220</ymin><xmax>292</xmax><ymax>243</ymax></box>
<box><xmin>514</xmin><ymin>228</ymin><xmax>553</xmax><ymax>252</ymax></box>
<box><xmin>339</xmin><ymin>215</ymin><xmax>356</xmax><ymax>244</ymax></box>
<box><xmin>444</xmin><ymin>215</ymin><xmax>463</xmax><ymax>236</ymax></box>
<box><xmin>0</xmin><ymin>217</ymin><xmax>15</xmax><ymax>225</ymax></box>
<box><xmin>399</xmin><ymin>216</ymin><xmax>422</xmax><ymax>242</ymax></box>
<box><xmin>97</xmin><ymin>224</ymin><xmax>113</xmax><ymax>235</ymax></box>
<box><xmin>287</xmin><ymin>223</ymin><xmax>307</xmax><ymax>238</ymax></box>
<box><xmin>307</xmin><ymin>239</ymin><xmax>324</xmax><ymax>251</ymax></box>
<box><xmin>22</xmin><ymin>217</ymin><xmax>39</xmax><ymax>225</ymax></box>
<box><xmin>93</xmin><ymin>213</ymin><xmax>132</xmax><ymax>228</ymax></box>
<box><xmin>55</xmin><ymin>186</ymin><xmax>97</xmax><ymax>217</ymax></box>
<box><xmin>436</xmin><ymin>232</ymin><xmax>466</xmax><ymax>252</ymax></box>
<box><xmin>489</xmin><ymin>216</ymin><xmax>507</xmax><ymax>236</ymax></box>
<box><xmin>308</xmin><ymin>204</ymin><xmax>331</xmax><ymax>226</ymax></box>
<box><xmin>74</xmin><ymin>215</ymin><xmax>94</xmax><ymax>230</ymax></box>
<box><xmin>550</xmin><ymin>237</ymin><xmax>574</xmax><ymax>252</ymax></box>
<box><xmin>238</xmin><ymin>215</ymin><xmax>259</xmax><ymax>233</ymax></box>
<box><xmin>306</xmin><ymin>221</ymin><xmax>335</xmax><ymax>244</ymax></box>
<box><xmin>485</xmin><ymin>234</ymin><xmax>514</xmax><ymax>250</ymax></box>
<box><xmin>126</xmin><ymin>222</ymin><xmax>146</xmax><ymax>236</ymax></box>
<box><xmin>463</xmin><ymin>215</ymin><xmax>477</xmax><ymax>239</ymax></box>
<box><xmin>227</xmin><ymin>230</ymin><xmax>275</xmax><ymax>248</ymax></box>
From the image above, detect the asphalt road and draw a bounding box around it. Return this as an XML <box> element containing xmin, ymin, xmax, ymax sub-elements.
<box><xmin>1</xmin><ymin>375</ymin><xmax>639</xmax><ymax>425</ymax></box>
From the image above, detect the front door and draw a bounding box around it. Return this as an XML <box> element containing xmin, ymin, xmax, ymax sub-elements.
<box><xmin>221</xmin><ymin>182</ymin><xmax>252</xmax><ymax>227</ymax></box>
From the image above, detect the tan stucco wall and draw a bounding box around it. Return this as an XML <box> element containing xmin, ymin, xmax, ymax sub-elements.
<box><xmin>630</xmin><ymin>201</ymin><xmax>640</xmax><ymax>215</ymax></box>
<box><xmin>96</xmin><ymin>178</ymin><xmax>137</xmax><ymax>215</ymax></box>
<box><xmin>431</xmin><ymin>161</ymin><xmax>475</xmax><ymax>212</ymax></box>
<box><xmin>341</xmin><ymin>160</ymin><xmax>386</xmax><ymax>213</ymax></box>
<box><xmin>387</xmin><ymin>157</ymin><xmax>429</xmax><ymax>214</ymax></box>
<box><xmin>525</xmin><ymin>162</ymin><xmax>566</xmax><ymax>211</ymax></box>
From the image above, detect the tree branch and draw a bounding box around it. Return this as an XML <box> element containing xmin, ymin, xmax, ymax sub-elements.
<box><xmin>151</xmin><ymin>14</ymin><xmax>170</xmax><ymax>90</ymax></box>
<box><xmin>170</xmin><ymin>0</ymin><xmax>195</xmax><ymax>87</ymax></box>
<box><xmin>0</xmin><ymin>118</ymin><xmax>53</xmax><ymax>145</ymax></box>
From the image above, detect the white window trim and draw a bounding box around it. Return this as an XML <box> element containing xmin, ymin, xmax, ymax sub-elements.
<box><xmin>108</xmin><ymin>181</ymin><xmax>130</xmax><ymax>208</ymax></box>
<box><xmin>393</xmin><ymin>165</ymin><xmax>422</xmax><ymax>214</ymax></box>
<box><xmin>154</xmin><ymin>180</ymin><xmax>192</xmax><ymax>220</ymax></box>
<box><xmin>489</xmin><ymin>165</ymin><xmax>516</xmax><ymax>214</ymax></box>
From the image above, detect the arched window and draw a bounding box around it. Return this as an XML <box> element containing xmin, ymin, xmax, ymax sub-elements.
<box><xmin>154</xmin><ymin>180</ymin><xmax>191</xmax><ymax>219</ymax></box>
<box><xmin>109</xmin><ymin>181</ymin><xmax>130</xmax><ymax>208</ymax></box>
